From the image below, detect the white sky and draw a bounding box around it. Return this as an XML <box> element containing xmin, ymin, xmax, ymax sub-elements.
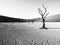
<box><xmin>0</xmin><ymin>0</ymin><xmax>60</xmax><ymax>19</ymax></box>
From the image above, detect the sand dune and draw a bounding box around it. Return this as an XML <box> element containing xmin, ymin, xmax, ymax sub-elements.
<box><xmin>0</xmin><ymin>22</ymin><xmax>60</xmax><ymax>45</ymax></box>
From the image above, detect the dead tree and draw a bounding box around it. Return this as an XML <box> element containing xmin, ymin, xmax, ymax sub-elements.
<box><xmin>38</xmin><ymin>4</ymin><xmax>49</xmax><ymax>29</ymax></box>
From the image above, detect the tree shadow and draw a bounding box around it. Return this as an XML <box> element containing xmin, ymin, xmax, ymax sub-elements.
<box><xmin>39</xmin><ymin>27</ymin><xmax>60</xmax><ymax>30</ymax></box>
<box><xmin>48</xmin><ymin>28</ymin><xmax>60</xmax><ymax>29</ymax></box>
<box><xmin>39</xmin><ymin>27</ymin><xmax>48</xmax><ymax>30</ymax></box>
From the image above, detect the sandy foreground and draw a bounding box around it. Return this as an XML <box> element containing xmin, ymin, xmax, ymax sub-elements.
<box><xmin>0</xmin><ymin>22</ymin><xmax>60</xmax><ymax>45</ymax></box>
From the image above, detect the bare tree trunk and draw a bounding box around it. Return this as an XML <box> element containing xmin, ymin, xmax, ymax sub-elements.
<box><xmin>42</xmin><ymin>16</ymin><xmax>47</xmax><ymax>29</ymax></box>
<box><xmin>42</xmin><ymin>18</ymin><xmax>45</xmax><ymax>28</ymax></box>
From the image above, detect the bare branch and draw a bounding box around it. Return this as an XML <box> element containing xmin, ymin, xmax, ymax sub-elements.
<box><xmin>38</xmin><ymin>8</ymin><xmax>43</xmax><ymax>16</ymax></box>
<box><xmin>42</xmin><ymin>4</ymin><xmax>47</xmax><ymax>15</ymax></box>
<box><xmin>44</xmin><ymin>12</ymin><xmax>49</xmax><ymax>18</ymax></box>
<box><xmin>42</xmin><ymin>4</ymin><xmax>47</xmax><ymax>10</ymax></box>
<box><xmin>38</xmin><ymin>4</ymin><xmax>49</xmax><ymax>18</ymax></box>
<box><xmin>43</xmin><ymin>9</ymin><xmax>47</xmax><ymax>15</ymax></box>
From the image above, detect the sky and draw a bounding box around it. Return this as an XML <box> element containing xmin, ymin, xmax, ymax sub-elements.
<box><xmin>0</xmin><ymin>0</ymin><xmax>60</xmax><ymax>19</ymax></box>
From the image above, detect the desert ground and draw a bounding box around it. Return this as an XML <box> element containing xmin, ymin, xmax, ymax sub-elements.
<box><xmin>0</xmin><ymin>22</ymin><xmax>60</xmax><ymax>45</ymax></box>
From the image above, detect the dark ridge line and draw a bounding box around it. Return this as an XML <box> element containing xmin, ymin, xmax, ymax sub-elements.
<box><xmin>0</xmin><ymin>15</ymin><xmax>28</xmax><ymax>22</ymax></box>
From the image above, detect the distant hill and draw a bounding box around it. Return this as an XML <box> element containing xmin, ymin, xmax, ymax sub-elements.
<box><xmin>0</xmin><ymin>14</ymin><xmax>60</xmax><ymax>22</ymax></box>
<box><xmin>27</xmin><ymin>17</ymin><xmax>41</xmax><ymax>22</ymax></box>
<box><xmin>29</xmin><ymin>14</ymin><xmax>60</xmax><ymax>22</ymax></box>
<box><xmin>33</xmin><ymin>14</ymin><xmax>60</xmax><ymax>22</ymax></box>
<box><xmin>0</xmin><ymin>15</ymin><xmax>26</xmax><ymax>22</ymax></box>
<box><xmin>0</xmin><ymin>15</ymin><xmax>41</xmax><ymax>22</ymax></box>
<box><xmin>45</xmin><ymin>14</ymin><xmax>60</xmax><ymax>22</ymax></box>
